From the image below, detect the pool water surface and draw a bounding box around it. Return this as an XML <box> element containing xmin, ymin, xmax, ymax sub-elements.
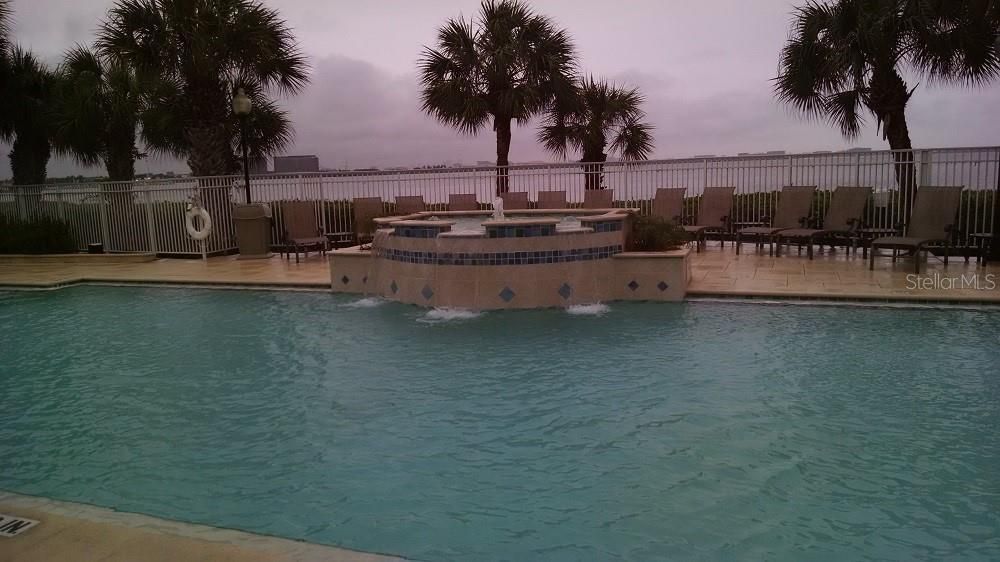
<box><xmin>1</xmin><ymin>287</ymin><xmax>998</xmax><ymax>561</ymax></box>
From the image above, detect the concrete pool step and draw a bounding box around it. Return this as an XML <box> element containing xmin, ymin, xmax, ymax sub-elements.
<box><xmin>0</xmin><ymin>253</ymin><xmax>157</xmax><ymax>265</ymax></box>
<box><xmin>0</xmin><ymin>491</ymin><xmax>405</xmax><ymax>562</ymax></box>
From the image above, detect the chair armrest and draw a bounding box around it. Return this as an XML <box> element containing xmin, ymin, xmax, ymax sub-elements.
<box><xmin>761</xmin><ymin>214</ymin><xmax>772</xmax><ymax>227</ymax></box>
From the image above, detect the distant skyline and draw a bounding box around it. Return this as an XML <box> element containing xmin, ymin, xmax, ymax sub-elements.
<box><xmin>3</xmin><ymin>0</ymin><xmax>999</xmax><ymax>179</ymax></box>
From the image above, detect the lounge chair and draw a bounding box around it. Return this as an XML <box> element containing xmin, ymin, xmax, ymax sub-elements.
<box><xmin>735</xmin><ymin>186</ymin><xmax>816</xmax><ymax>256</ymax></box>
<box><xmin>395</xmin><ymin>195</ymin><xmax>425</xmax><ymax>215</ymax></box>
<box><xmin>279</xmin><ymin>200</ymin><xmax>328</xmax><ymax>263</ymax></box>
<box><xmin>352</xmin><ymin>197</ymin><xmax>384</xmax><ymax>246</ymax></box>
<box><xmin>651</xmin><ymin>188</ymin><xmax>687</xmax><ymax>223</ymax></box>
<box><xmin>537</xmin><ymin>190</ymin><xmax>568</xmax><ymax>209</ymax></box>
<box><xmin>868</xmin><ymin>186</ymin><xmax>964</xmax><ymax>274</ymax></box>
<box><xmin>500</xmin><ymin>191</ymin><xmax>529</xmax><ymax>210</ymax></box>
<box><xmin>448</xmin><ymin>193</ymin><xmax>479</xmax><ymax>211</ymax></box>
<box><xmin>681</xmin><ymin>186</ymin><xmax>735</xmax><ymax>252</ymax></box>
<box><xmin>583</xmin><ymin>189</ymin><xmax>613</xmax><ymax>209</ymax></box>
<box><xmin>774</xmin><ymin>186</ymin><xmax>871</xmax><ymax>258</ymax></box>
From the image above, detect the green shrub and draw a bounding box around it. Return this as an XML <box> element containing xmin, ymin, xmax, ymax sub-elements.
<box><xmin>629</xmin><ymin>215</ymin><xmax>689</xmax><ymax>251</ymax></box>
<box><xmin>0</xmin><ymin>215</ymin><xmax>78</xmax><ymax>254</ymax></box>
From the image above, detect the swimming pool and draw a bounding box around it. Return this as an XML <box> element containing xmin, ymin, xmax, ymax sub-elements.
<box><xmin>1</xmin><ymin>286</ymin><xmax>998</xmax><ymax>561</ymax></box>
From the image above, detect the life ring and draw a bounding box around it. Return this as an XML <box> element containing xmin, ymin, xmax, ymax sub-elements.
<box><xmin>185</xmin><ymin>205</ymin><xmax>213</xmax><ymax>240</ymax></box>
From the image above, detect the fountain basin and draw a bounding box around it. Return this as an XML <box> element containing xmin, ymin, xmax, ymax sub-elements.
<box><xmin>331</xmin><ymin>209</ymin><xmax>689</xmax><ymax>309</ymax></box>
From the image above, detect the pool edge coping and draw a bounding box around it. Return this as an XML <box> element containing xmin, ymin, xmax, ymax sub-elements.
<box><xmin>2</xmin><ymin>278</ymin><xmax>999</xmax><ymax>309</ymax></box>
<box><xmin>0</xmin><ymin>489</ymin><xmax>408</xmax><ymax>562</ymax></box>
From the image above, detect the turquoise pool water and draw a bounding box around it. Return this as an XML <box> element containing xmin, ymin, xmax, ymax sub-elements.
<box><xmin>1</xmin><ymin>287</ymin><xmax>998</xmax><ymax>561</ymax></box>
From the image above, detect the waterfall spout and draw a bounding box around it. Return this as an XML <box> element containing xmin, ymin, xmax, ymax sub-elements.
<box><xmin>492</xmin><ymin>196</ymin><xmax>505</xmax><ymax>221</ymax></box>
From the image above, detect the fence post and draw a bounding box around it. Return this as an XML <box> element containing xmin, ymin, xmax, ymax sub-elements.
<box><xmin>97</xmin><ymin>187</ymin><xmax>111</xmax><ymax>250</ymax></box>
<box><xmin>854</xmin><ymin>152</ymin><xmax>862</xmax><ymax>186</ymax></box>
<box><xmin>143</xmin><ymin>189</ymin><xmax>158</xmax><ymax>254</ymax></box>
<box><xmin>917</xmin><ymin>150</ymin><xmax>932</xmax><ymax>187</ymax></box>
<box><xmin>786</xmin><ymin>155</ymin><xmax>794</xmax><ymax>185</ymax></box>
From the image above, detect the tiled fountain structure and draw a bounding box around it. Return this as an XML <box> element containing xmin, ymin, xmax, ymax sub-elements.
<box><xmin>330</xmin><ymin>208</ymin><xmax>689</xmax><ymax>309</ymax></box>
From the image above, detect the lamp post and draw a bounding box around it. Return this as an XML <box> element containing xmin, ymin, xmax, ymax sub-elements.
<box><xmin>232</xmin><ymin>88</ymin><xmax>253</xmax><ymax>204</ymax></box>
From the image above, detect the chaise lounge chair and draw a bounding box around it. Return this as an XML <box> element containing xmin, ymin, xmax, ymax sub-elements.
<box><xmin>651</xmin><ymin>188</ymin><xmax>687</xmax><ymax>224</ymax></box>
<box><xmin>774</xmin><ymin>186</ymin><xmax>871</xmax><ymax>259</ymax></box>
<box><xmin>682</xmin><ymin>186</ymin><xmax>735</xmax><ymax>252</ymax></box>
<box><xmin>583</xmin><ymin>189</ymin><xmax>613</xmax><ymax>209</ymax></box>
<box><xmin>279</xmin><ymin>200</ymin><xmax>328</xmax><ymax>263</ymax></box>
<box><xmin>352</xmin><ymin>197</ymin><xmax>384</xmax><ymax>246</ymax></box>
<box><xmin>537</xmin><ymin>190</ymin><xmax>568</xmax><ymax>209</ymax></box>
<box><xmin>395</xmin><ymin>195</ymin><xmax>426</xmax><ymax>215</ymax></box>
<box><xmin>500</xmin><ymin>191</ymin><xmax>529</xmax><ymax>210</ymax></box>
<box><xmin>448</xmin><ymin>193</ymin><xmax>479</xmax><ymax>211</ymax></box>
<box><xmin>868</xmin><ymin>186</ymin><xmax>964</xmax><ymax>274</ymax></box>
<box><xmin>736</xmin><ymin>186</ymin><xmax>816</xmax><ymax>256</ymax></box>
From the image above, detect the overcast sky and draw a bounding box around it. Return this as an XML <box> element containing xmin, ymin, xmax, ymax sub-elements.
<box><xmin>3</xmin><ymin>0</ymin><xmax>999</xmax><ymax>178</ymax></box>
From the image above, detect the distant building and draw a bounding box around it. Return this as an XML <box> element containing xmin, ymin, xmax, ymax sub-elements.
<box><xmin>247</xmin><ymin>157</ymin><xmax>268</xmax><ymax>174</ymax></box>
<box><xmin>273</xmin><ymin>155</ymin><xmax>320</xmax><ymax>173</ymax></box>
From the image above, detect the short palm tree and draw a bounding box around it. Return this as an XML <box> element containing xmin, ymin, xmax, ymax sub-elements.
<box><xmin>0</xmin><ymin>47</ymin><xmax>58</xmax><ymax>185</ymax></box>
<box><xmin>539</xmin><ymin>77</ymin><xmax>654</xmax><ymax>190</ymax></box>
<box><xmin>419</xmin><ymin>0</ymin><xmax>576</xmax><ymax>193</ymax></box>
<box><xmin>775</xmin><ymin>0</ymin><xmax>999</xmax><ymax>221</ymax></box>
<box><xmin>98</xmin><ymin>0</ymin><xmax>308</xmax><ymax>177</ymax></box>
<box><xmin>52</xmin><ymin>46</ymin><xmax>143</xmax><ymax>182</ymax></box>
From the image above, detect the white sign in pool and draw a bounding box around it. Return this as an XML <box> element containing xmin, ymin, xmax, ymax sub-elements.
<box><xmin>0</xmin><ymin>514</ymin><xmax>39</xmax><ymax>537</ymax></box>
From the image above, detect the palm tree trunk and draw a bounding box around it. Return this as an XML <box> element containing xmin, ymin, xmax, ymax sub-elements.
<box><xmin>10</xmin><ymin>135</ymin><xmax>50</xmax><ymax>186</ymax></box>
<box><xmin>582</xmin><ymin>149</ymin><xmax>607</xmax><ymax>190</ymax></box>
<box><xmin>871</xmin><ymin>70</ymin><xmax>916</xmax><ymax>226</ymax></box>
<box><xmin>495</xmin><ymin>116</ymin><xmax>511</xmax><ymax>195</ymax></box>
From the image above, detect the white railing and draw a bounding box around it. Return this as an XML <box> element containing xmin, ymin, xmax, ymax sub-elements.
<box><xmin>1</xmin><ymin>146</ymin><xmax>996</xmax><ymax>256</ymax></box>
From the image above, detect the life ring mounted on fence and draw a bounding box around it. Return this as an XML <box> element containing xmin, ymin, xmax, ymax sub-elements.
<box><xmin>185</xmin><ymin>204</ymin><xmax>213</xmax><ymax>241</ymax></box>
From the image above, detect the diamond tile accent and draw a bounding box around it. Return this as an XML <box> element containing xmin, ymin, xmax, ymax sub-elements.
<box><xmin>657</xmin><ymin>281</ymin><xmax>669</xmax><ymax>291</ymax></box>
<box><xmin>390</xmin><ymin>280</ymin><xmax>399</xmax><ymax>294</ymax></box>
<box><xmin>627</xmin><ymin>280</ymin><xmax>639</xmax><ymax>291</ymax></box>
<box><xmin>499</xmin><ymin>287</ymin><xmax>516</xmax><ymax>302</ymax></box>
<box><xmin>421</xmin><ymin>285</ymin><xmax>434</xmax><ymax>300</ymax></box>
<box><xmin>340</xmin><ymin>275</ymin><xmax>350</xmax><ymax>285</ymax></box>
<box><xmin>558</xmin><ymin>283</ymin><xmax>573</xmax><ymax>300</ymax></box>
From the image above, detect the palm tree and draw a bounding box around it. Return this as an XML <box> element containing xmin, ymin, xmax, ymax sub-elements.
<box><xmin>98</xmin><ymin>0</ymin><xmax>308</xmax><ymax>177</ymax></box>
<box><xmin>419</xmin><ymin>0</ymin><xmax>576</xmax><ymax>193</ymax></box>
<box><xmin>0</xmin><ymin>47</ymin><xmax>58</xmax><ymax>185</ymax></box>
<box><xmin>775</xmin><ymin>0</ymin><xmax>999</xmax><ymax>222</ymax></box>
<box><xmin>538</xmin><ymin>77</ymin><xmax>654</xmax><ymax>190</ymax></box>
<box><xmin>52</xmin><ymin>46</ymin><xmax>143</xmax><ymax>182</ymax></box>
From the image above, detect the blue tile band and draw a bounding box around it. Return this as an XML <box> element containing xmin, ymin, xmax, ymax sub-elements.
<box><xmin>394</xmin><ymin>225</ymin><xmax>452</xmax><ymax>238</ymax></box>
<box><xmin>486</xmin><ymin>224</ymin><xmax>556</xmax><ymax>238</ymax></box>
<box><xmin>375</xmin><ymin>245</ymin><xmax>624</xmax><ymax>265</ymax></box>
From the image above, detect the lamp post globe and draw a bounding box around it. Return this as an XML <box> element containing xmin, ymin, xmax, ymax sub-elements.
<box><xmin>233</xmin><ymin>88</ymin><xmax>253</xmax><ymax>203</ymax></box>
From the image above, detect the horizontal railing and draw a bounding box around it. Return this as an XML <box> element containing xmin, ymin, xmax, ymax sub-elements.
<box><xmin>0</xmin><ymin>146</ymin><xmax>996</xmax><ymax>256</ymax></box>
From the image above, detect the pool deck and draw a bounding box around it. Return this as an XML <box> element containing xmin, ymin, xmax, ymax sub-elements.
<box><xmin>0</xmin><ymin>492</ymin><xmax>404</xmax><ymax>562</ymax></box>
<box><xmin>1</xmin><ymin>246</ymin><xmax>997</xmax><ymax>303</ymax></box>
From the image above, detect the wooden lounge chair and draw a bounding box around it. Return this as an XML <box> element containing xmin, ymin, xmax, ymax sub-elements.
<box><xmin>651</xmin><ymin>188</ymin><xmax>687</xmax><ymax>223</ymax></box>
<box><xmin>279</xmin><ymin>200</ymin><xmax>328</xmax><ymax>263</ymax></box>
<box><xmin>583</xmin><ymin>189</ymin><xmax>613</xmax><ymax>209</ymax></box>
<box><xmin>775</xmin><ymin>186</ymin><xmax>871</xmax><ymax>259</ymax></box>
<box><xmin>448</xmin><ymin>193</ymin><xmax>479</xmax><ymax>211</ymax></box>
<box><xmin>352</xmin><ymin>197</ymin><xmax>384</xmax><ymax>246</ymax></box>
<box><xmin>395</xmin><ymin>195</ymin><xmax>425</xmax><ymax>215</ymax></box>
<box><xmin>736</xmin><ymin>186</ymin><xmax>816</xmax><ymax>256</ymax></box>
<box><xmin>537</xmin><ymin>190</ymin><xmax>568</xmax><ymax>209</ymax></box>
<box><xmin>682</xmin><ymin>186</ymin><xmax>735</xmax><ymax>252</ymax></box>
<box><xmin>500</xmin><ymin>191</ymin><xmax>529</xmax><ymax>210</ymax></box>
<box><xmin>869</xmin><ymin>186</ymin><xmax>964</xmax><ymax>274</ymax></box>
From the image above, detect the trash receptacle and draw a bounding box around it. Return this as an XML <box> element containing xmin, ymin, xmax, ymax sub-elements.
<box><xmin>234</xmin><ymin>203</ymin><xmax>273</xmax><ymax>259</ymax></box>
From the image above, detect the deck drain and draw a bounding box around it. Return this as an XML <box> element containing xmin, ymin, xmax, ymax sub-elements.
<box><xmin>0</xmin><ymin>514</ymin><xmax>40</xmax><ymax>537</ymax></box>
